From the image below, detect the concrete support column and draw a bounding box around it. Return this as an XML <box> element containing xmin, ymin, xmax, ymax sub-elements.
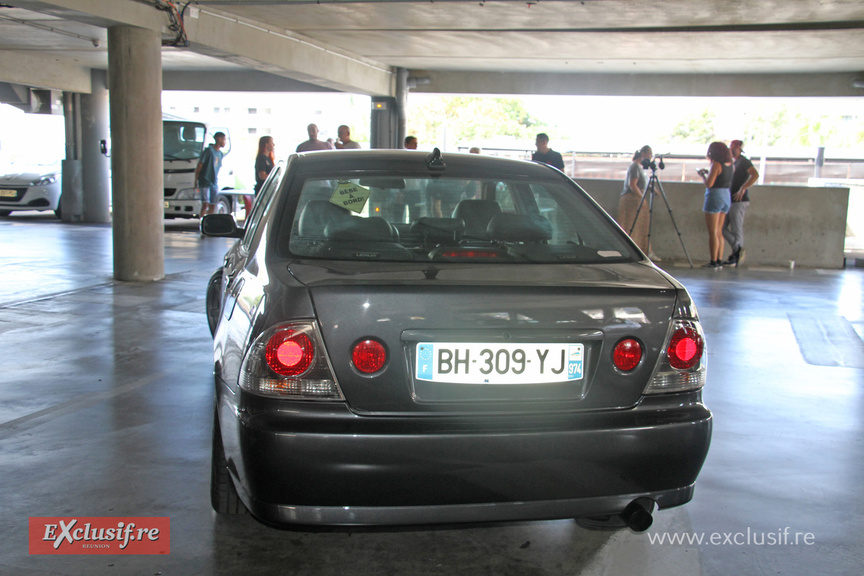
<box><xmin>61</xmin><ymin>92</ymin><xmax>83</xmax><ymax>223</ymax></box>
<box><xmin>370</xmin><ymin>97</ymin><xmax>398</xmax><ymax>149</ymax></box>
<box><xmin>81</xmin><ymin>69</ymin><xmax>111</xmax><ymax>223</ymax></box>
<box><xmin>395</xmin><ymin>67</ymin><xmax>408</xmax><ymax>149</ymax></box>
<box><xmin>108</xmin><ymin>26</ymin><xmax>163</xmax><ymax>281</ymax></box>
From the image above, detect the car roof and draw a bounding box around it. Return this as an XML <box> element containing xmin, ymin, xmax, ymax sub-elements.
<box><xmin>289</xmin><ymin>149</ymin><xmax>564</xmax><ymax>179</ymax></box>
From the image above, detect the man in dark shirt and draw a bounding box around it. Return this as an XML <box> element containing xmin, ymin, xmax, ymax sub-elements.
<box><xmin>195</xmin><ymin>131</ymin><xmax>227</xmax><ymax>217</ymax></box>
<box><xmin>531</xmin><ymin>133</ymin><xmax>565</xmax><ymax>171</ymax></box>
<box><xmin>723</xmin><ymin>139</ymin><xmax>759</xmax><ymax>266</ymax></box>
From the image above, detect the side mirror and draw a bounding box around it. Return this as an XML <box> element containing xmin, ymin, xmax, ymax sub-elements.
<box><xmin>201</xmin><ymin>214</ymin><xmax>243</xmax><ymax>238</ymax></box>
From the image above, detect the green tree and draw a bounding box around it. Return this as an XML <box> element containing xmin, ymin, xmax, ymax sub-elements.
<box><xmin>407</xmin><ymin>96</ymin><xmax>545</xmax><ymax>148</ymax></box>
<box><xmin>742</xmin><ymin>105</ymin><xmax>864</xmax><ymax>148</ymax></box>
<box><xmin>668</xmin><ymin>109</ymin><xmax>718</xmax><ymax>144</ymax></box>
<box><xmin>743</xmin><ymin>106</ymin><xmax>798</xmax><ymax>147</ymax></box>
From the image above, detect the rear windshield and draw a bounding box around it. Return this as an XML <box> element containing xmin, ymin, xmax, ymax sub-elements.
<box><xmin>280</xmin><ymin>174</ymin><xmax>639</xmax><ymax>264</ymax></box>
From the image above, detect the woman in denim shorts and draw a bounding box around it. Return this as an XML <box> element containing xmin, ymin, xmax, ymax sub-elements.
<box><xmin>697</xmin><ymin>142</ymin><xmax>733</xmax><ymax>268</ymax></box>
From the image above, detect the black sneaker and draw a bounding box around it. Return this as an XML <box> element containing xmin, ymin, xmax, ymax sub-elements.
<box><xmin>736</xmin><ymin>248</ymin><xmax>746</xmax><ymax>267</ymax></box>
<box><xmin>723</xmin><ymin>248</ymin><xmax>739</xmax><ymax>266</ymax></box>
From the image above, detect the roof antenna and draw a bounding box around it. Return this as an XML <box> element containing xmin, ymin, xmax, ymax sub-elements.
<box><xmin>425</xmin><ymin>147</ymin><xmax>446</xmax><ymax>171</ymax></box>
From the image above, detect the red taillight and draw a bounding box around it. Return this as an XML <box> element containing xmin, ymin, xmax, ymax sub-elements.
<box><xmin>613</xmin><ymin>338</ymin><xmax>642</xmax><ymax>371</ymax></box>
<box><xmin>667</xmin><ymin>326</ymin><xmax>703</xmax><ymax>369</ymax></box>
<box><xmin>265</xmin><ymin>329</ymin><xmax>314</xmax><ymax>376</ymax></box>
<box><xmin>352</xmin><ymin>339</ymin><xmax>387</xmax><ymax>374</ymax></box>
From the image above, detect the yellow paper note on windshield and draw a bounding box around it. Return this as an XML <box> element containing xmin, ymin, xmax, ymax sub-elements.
<box><xmin>330</xmin><ymin>181</ymin><xmax>370</xmax><ymax>214</ymax></box>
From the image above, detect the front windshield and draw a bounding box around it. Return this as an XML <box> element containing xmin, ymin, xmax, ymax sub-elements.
<box><xmin>283</xmin><ymin>174</ymin><xmax>639</xmax><ymax>264</ymax></box>
<box><xmin>163</xmin><ymin>121</ymin><xmax>205</xmax><ymax>161</ymax></box>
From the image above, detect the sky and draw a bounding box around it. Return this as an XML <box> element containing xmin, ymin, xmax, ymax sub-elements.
<box><xmin>0</xmin><ymin>104</ymin><xmax>66</xmax><ymax>167</ymax></box>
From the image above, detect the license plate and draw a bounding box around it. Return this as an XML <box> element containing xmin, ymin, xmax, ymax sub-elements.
<box><xmin>0</xmin><ymin>189</ymin><xmax>17</xmax><ymax>198</ymax></box>
<box><xmin>416</xmin><ymin>342</ymin><xmax>584</xmax><ymax>385</ymax></box>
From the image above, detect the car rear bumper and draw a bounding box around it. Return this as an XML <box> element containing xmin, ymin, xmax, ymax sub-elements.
<box><xmin>220</xmin><ymin>389</ymin><xmax>712</xmax><ymax>526</ymax></box>
<box><xmin>250</xmin><ymin>486</ymin><xmax>696</xmax><ymax>527</ymax></box>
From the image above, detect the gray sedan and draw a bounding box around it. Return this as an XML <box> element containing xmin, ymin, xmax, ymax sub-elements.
<box><xmin>203</xmin><ymin>149</ymin><xmax>711</xmax><ymax>530</ymax></box>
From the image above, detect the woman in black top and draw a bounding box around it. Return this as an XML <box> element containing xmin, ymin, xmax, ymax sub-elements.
<box><xmin>697</xmin><ymin>141</ymin><xmax>733</xmax><ymax>268</ymax></box>
<box><xmin>244</xmin><ymin>136</ymin><xmax>276</xmax><ymax>217</ymax></box>
<box><xmin>255</xmin><ymin>136</ymin><xmax>276</xmax><ymax>193</ymax></box>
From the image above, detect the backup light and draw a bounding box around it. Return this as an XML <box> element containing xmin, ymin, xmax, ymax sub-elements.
<box><xmin>644</xmin><ymin>319</ymin><xmax>707</xmax><ymax>395</ymax></box>
<box><xmin>241</xmin><ymin>322</ymin><xmax>344</xmax><ymax>400</ymax></box>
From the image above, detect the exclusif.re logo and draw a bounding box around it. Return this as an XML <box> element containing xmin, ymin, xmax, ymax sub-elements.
<box><xmin>29</xmin><ymin>517</ymin><xmax>170</xmax><ymax>555</ymax></box>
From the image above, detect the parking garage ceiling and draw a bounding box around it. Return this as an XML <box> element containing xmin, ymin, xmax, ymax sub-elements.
<box><xmin>1</xmin><ymin>0</ymin><xmax>864</xmax><ymax>98</ymax></box>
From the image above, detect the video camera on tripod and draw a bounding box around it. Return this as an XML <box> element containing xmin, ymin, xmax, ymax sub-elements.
<box><xmin>630</xmin><ymin>154</ymin><xmax>693</xmax><ymax>267</ymax></box>
<box><xmin>641</xmin><ymin>155</ymin><xmax>666</xmax><ymax>172</ymax></box>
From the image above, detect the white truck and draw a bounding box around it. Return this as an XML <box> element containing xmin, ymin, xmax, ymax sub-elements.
<box><xmin>162</xmin><ymin>114</ymin><xmax>240</xmax><ymax>218</ymax></box>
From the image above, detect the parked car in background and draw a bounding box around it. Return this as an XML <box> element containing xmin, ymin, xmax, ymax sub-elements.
<box><xmin>203</xmin><ymin>149</ymin><xmax>712</xmax><ymax>530</ymax></box>
<box><xmin>0</xmin><ymin>164</ymin><xmax>62</xmax><ymax>217</ymax></box>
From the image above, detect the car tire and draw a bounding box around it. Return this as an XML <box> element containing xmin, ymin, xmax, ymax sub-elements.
<box><xmin>215</xmin><ymin>195</ymin><xmax>232</xmax><ymax>215</ymax></box>
<box><xmin>211</xmin><ymin>406</ymin><xmax>248</xmax><ymax>515</ymax></box>
<box><xmin>54</xmin><ymin>197</ymin><xmax>62</xmax><ymax>219</ymax></box>
<box><xmin>206</xmin><ymin>269</ymin><xmax>223</xmax><ymax>337</ymax></box>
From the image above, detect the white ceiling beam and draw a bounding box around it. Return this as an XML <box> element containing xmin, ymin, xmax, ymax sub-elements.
<box><xmin>0</xmin><ymin>50</ymin><xmax>91</xmax><ymax>93</ymax></box>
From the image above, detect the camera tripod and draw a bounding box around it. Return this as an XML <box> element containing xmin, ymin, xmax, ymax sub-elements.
<box><xmin>629</xmin><ymin>169</ymin><xmax>693</xmax><ymax>268</ymax></box>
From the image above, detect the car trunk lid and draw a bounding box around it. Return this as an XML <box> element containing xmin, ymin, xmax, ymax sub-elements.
<box><xmin>288</xmin><ymin>260</ymin><xmax>679</xmax><ymax>414</ymax></box>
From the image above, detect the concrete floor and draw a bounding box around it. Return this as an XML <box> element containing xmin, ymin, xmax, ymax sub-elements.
<box><xmin>1</xmin><ymin>213</ymin><xmax>863</xmax><ymax>576</ymax></box>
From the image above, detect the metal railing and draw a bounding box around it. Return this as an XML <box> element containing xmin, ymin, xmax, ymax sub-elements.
<box><xmin>457</xmin><ymin>147</ymin><xmax>864</xmax><ymax>185</ymax></box>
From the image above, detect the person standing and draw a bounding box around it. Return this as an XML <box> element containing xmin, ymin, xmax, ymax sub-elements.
<box><xmin>697</xmin><ymin>141</ymin><xmax>734</xmax><ymax>269</ymax></box>
<box><xmin>254</xmin><ymin>136</ymin><xmax>276</xmax><ymax>193</ymax></box>
<box><xmin>531</xmin><ymin>133</ymin><xmax>565</xmax><ymax>171</ymax></box>
<box><xmin>244</xmin><ymin>135</ymin><xmax>275</xmax><ymax>216</ymax></box>
<box><xmin>723</xmin><ymin>139</ymin><xmax>759</xmax><ymax>267</ymax></box>
<box><xmin>195</xmin><ymin>131</ymin><xmax>226</xmax><ymax>217</ymax></box>
<box><xmin>296</xmin><ymin>124</ymin><xmax>333</xmax><ymax>152</ymax></box>
<box><xmin>616</xmin><ymin>145</ymin><xmax>652</xmax><ymax>254</ymax></box>
<box><xmin>335</xmin><ymin>125</ymin><xmax>361</xmax><ymax>149</ymax></box>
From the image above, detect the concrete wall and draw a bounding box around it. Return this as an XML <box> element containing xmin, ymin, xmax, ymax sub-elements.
<box><xmin>578</xmin><ymin>178</ymin><xmax>849</xmax><ymax>269</ymax></box>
